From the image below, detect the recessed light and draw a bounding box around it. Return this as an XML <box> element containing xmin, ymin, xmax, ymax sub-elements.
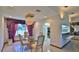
<box><xmin>71</xmin><ymin>12</ymin><xmax>74</xmax><ymax>14</ymax></box>
<box><xmin>9</xmin><ymin>6</ymin><xmax>14</xmax><ymax>8</ymax></box>
<box><xmin>36</xmin><ymin>9</ymin><xmax>41</xmax><ymax>12</ymax></box>
<box><xmin>44</xmin><ymin>16</ymin><xmax>48</xmax><ymax>18</ymax></box>
<box><xmin>64</xmin><ymin>6</ymin><xmax>68</xmax><ymax>8</ymax></box>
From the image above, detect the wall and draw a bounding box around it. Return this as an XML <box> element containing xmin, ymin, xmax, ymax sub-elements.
<box><xmin>60</xmin><ymin>14</ymin><xmax>71</xmax><ymax>47</ymax></box>
<box><xmin>33</xmin><ymin>22</ymin><xmax>41</xmax><ymax>40</ymax></box>
<box><xmin>74</xmin><ymin>26</ymin><xmax>79</xmax><ymax>32</ymax></box>
<box><xmin>4</xmin><ymin>20</ymin><xmax>9</xmax><ymax>42</ymax></box>
<box><xmin>0</xmin><ymin>16</ymin><xmax>4</xmax><ymax>51</ymax></box>
<box><xmin>50</xmin><ymin>16</ymin><xmax>62</xmax><ymax>47</ymax></box>
<box><xmin>71</xmin><ymin>16</ymin><xmax>79</xmax><ymax>32</ymax></box>
<box><xmin>50</xmin><ymin>14</ymin><xmax>71</xmax><ymax>48</ymax></box>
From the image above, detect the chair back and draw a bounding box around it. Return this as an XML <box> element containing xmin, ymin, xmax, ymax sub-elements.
<box><xmin>18</xmin><ymin>34</ymin><xmax>24</xmax><ymax>46</ymax></box>
<box><xmin>24</xmin><ymin>32</ymin><xmax>28</xmax><ymax>38</ymax></box>
<box><xmin>37</xmin><ymin>35</ymin><xmax>45</xmax><ymax>46</ymax></box>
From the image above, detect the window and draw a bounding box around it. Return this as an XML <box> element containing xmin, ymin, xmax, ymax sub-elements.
<box><xmin>62</xmin><ymin>25</ymin><xmax>70</xmax><ymax>33</ymax></box>
<box><xmin>15</xmin><ymin>24</ymin><xmax>28</xmax><ymax>37</ymax></box>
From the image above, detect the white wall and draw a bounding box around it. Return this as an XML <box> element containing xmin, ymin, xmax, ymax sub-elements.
<box><xmin>50</xmin><ymin>14</ymin><xmax>71</xmax><ymax>48</ymax></box>
<box><xmin>4</xmin><ymin>20</ymin><xmax>9</xmax><ymax>42</ymax></box>
<box><xmin>71</xmin><ymin>16</ymin><xmax>79</xmax><ymax>23</ymax></box>
<box><xmin>50</xmin><ymin>16</ymin><xmax>62</xmax><ymax>47</ymax></box>
<box><xmin>74</xmin><ymin>26</ymin><xmax>79</xmax><ymax>32</ymax></box>
<box><xmin>0</xmin><ymin>7</ymin><xmax>4</xmax><ymax>51</ymax></box>
<box><xmin>60</xmin><ymin>14</ymin><xmax>71</xmax><ymax>47</ymax></box>
<box><xmin>33</xmin><ymin>22</ymin><xmax>41</xmax><ymax>40</ymax></box>
<box><xmin>0</xmin><ymin>17</ymin><xmax>4</xmax><ymax>51</ymax></box>
<box><xmin>71</xmin><ymin>16</ymin><xmax>79</xmax><ymax>32</ymax></box>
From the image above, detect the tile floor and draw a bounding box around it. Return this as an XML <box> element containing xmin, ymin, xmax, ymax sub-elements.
<box><xmin>3</xmin><ymin>38</ymin><xmax>79</xmax><ymax>52</ymax></box>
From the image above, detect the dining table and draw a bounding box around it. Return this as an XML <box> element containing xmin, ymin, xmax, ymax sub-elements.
<box><xmin>13</xmin><ymin>37</ymin><xmax>36</xmax><ymax>52</ymax></box>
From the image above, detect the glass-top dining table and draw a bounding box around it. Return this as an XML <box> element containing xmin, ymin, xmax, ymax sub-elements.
<box><xmin>13</xmin><ymin>37</ymin><xmax>36</xmax><ymax>52</ymax></box>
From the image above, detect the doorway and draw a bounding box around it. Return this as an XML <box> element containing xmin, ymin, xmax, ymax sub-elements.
<box><xmin>43</xmin><ymin>22</ymin><xmax>50</xmax><ymax>51</ymax></box>
<box><xmin>43</xmin><ymin>22</ymin><xmax>50</xmax><ymax>40</ymax></box>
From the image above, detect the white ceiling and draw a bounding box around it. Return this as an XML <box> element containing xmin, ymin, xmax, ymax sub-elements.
<box><xmin>0</xmin><ymin>6</ymin><xmax>59</xmax><ymax>20</ymax></box>
<box><xmin>0</xmin><ymin>6</ymin><xmax>79</xmax><ymax>22</ymax></box>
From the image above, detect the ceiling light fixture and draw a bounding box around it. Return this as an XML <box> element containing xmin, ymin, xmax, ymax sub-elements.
<box><xmin>25</xmin><ymin>12</ymin><xmax>35</xmax><ymax>18</ymax></box>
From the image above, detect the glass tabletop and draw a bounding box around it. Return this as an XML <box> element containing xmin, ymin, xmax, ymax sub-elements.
<box><xmin>13</xmin><ymin>43</ymin><xmax>30</xmax><ymax>52</ymax></box>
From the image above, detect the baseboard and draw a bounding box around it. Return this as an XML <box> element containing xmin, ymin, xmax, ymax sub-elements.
<box><xmin>50</xmin><ymin>44</ymin><xmax>62</xmax><ymax>49</ymax></box>
<box><xmin>50</xmin><ymin>41</ymin><xmax>71</xmax><ymax>49</ymax></box>
<box><xmin>1</xmin><ymin>43</ymin><xmax>6</xmax><ymax>52</ymax></box>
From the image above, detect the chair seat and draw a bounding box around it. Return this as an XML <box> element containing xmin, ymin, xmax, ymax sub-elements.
<box><xmin>31</xmin><ymin>43</ymin><xmax>37</xmax><ymax>48</ymax></box>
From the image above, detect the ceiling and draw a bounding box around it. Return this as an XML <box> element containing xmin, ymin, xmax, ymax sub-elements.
<box><xmin>1</xmin><ymin>6</ymin><xmax>59</xmax><ymax>19</ymax></box>
<box><xmin>0</xmin><ymin>6</ymin><xmax>79</xmax><ymax>22</ymax></box>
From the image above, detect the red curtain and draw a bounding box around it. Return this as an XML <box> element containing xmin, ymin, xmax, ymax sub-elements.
<box><xmin>27</xmin><ymin>25</ymin><xmax>33</xmax><ymax>36</ymax></box>
<box><xmin>7</xmin><ymin>21</ymin><xmax>18</xmax><ymax>42</ymax></box>
<box><xmin>5</xmin><ymin>17</ymin><xmax>25</xmax><ymax>42</ymax></box>
<box><xmin>27</xmin><ymin>22</ymin><xmax>35</xmax><ymax>37</ymax></box>
<box><xmin>12</xmin><ymin>23</ymin><xmax>18</xmax><ymax>42</ymax></box>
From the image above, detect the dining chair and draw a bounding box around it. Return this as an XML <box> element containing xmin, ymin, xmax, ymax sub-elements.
<box><xmin>18</xmin><ymin>34</ymin><xmax>29</xmax><ymax>52</ymax></box>
<box><xmin>29</xmin><ymin>35</ymin><xmax>45</xmax><ymax>52</ymax></box>
<box><xmin>18</xmin><ymin>34</ymin><xmax>45</xmax><ymax>52</ymax></box>
<box><xmin>18</xmin><ymin>34</ymin><xmax>24</xmax><ymax>46</ymax></box>
<box><xmin>18</xmin><ymin>34</ymin><xmax>35</xmax><ymax>52</ymax></box>
<box><xmin>24</xmin><ymin>32</ymin><xmax>28</xmax><ymax>39</ymax></box>
<box><xmin>35</xmin><ymin>35</ymin><xmax>45</xmax><ymax>52</ymax></box>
